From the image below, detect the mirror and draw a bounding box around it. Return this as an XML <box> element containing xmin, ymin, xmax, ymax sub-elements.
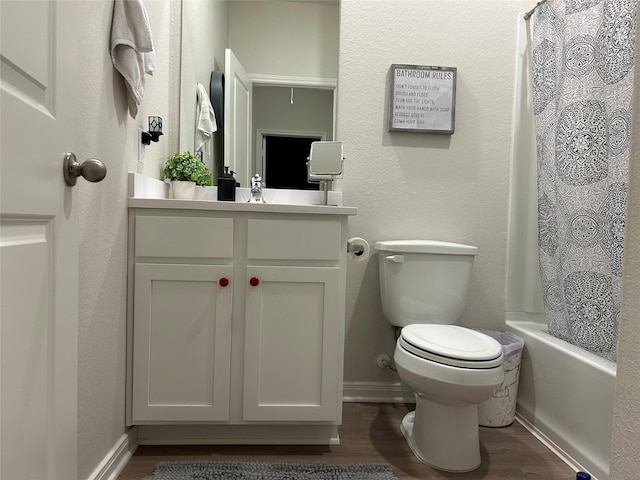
<box><xmin>179</xmin><ymin>0</ymin><xmax>340</xmax><ymax>187</ymax></box>
<box><xmin>308</xmin><ymin>141</ymin><xmax>343</xmax><ymax>177</ymax></box>
<box><xmin>307</xmin><ymin>141</ymin><xmax>343</xmax><ymax>206</ymax></box>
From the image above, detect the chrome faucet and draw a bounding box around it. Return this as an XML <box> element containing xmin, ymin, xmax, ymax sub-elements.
<box><xmin>249</xmin><ymin>173</ymin><xmax>265</xmax><ymax>203</ymax></box>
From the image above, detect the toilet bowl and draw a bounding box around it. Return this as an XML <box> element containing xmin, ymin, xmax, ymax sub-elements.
<box><xmin>394</xmin><ymin>324</ymin><xmax>503</xmax><ymax>471</ymax></box>
<box><xmin>374</xmin><ymin>240</ymin><xmax>504</xmax><ymax>472</ymax></box>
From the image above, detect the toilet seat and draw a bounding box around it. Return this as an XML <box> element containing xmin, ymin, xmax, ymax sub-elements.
<box><xmin>399</xmin><ymin>324</ymin><xmax>503</xmax><ymax>369</ymax></box>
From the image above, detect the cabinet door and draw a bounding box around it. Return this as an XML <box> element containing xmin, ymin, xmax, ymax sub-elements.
<box><xmin>132</xmin><ymin>264</ymin><xmax>233</xmax><ymax>422</ymax></box>
<box><xmin>244</xmin><ymin>266</ymin><xmax>340</xmax><ymax>421</ymax></box>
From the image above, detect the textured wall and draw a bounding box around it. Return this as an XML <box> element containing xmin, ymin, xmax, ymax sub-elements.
<box><xmin>337</xmin><ymin>0</ymin><xmax>532</xmax><ymax>383</ymax></box>
<box><xmin>610</xmin><ymin>2</ymin><xmax>640</xmax><ymax>474</ymax></box>
<box><xmin>228</xmin><ymin>1</ymin><xmax>339</xmax><ymax>78</ymax></box>
<box><xmin>76</xmin><ymin>0</ymin><xmax>177</xmax><ymax>477</ymax></box>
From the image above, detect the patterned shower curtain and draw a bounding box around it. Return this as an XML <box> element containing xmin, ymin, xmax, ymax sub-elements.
<box><xmin>531</xmin><ymin>0</ymin><xmax>636</xmax><ymax>362</ymax></box>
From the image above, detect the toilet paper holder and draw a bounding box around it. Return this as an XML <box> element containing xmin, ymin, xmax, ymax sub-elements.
<box><xmin>347</xmin><ymin>241</ymin><xmax>365</xmax><ymax>256</ymax></box>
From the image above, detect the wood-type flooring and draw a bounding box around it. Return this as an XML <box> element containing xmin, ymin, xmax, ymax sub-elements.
<box><xmin>118</xmin><ymin>402</ymin><xmax>575</xmax><ymax>480</ymax></box>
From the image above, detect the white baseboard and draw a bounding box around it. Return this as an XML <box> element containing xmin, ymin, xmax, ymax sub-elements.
<box><xmin>86</xmin><ymin>427</ymin><xmax>139</xmax><ymax>480</ymax></box>
<box><xmin>514</xmin><ymin>413</ymin><xmax>590</xmax><ymax>478</ymax></box>
<box><xmin>342</xmin><ymin>381</ymin><xmax>415</xmax><ymax>404</ymax></box>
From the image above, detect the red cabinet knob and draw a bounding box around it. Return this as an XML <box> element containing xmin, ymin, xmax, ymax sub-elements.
<box><xmin>249</xmin><ymin>277</ymin><xmax>260</xmax><ymax>287</ymax></box>
<box><xmin>219</xmin><ymin>277</ymin><xmax>229</xmax><ymax>287</ymax></box>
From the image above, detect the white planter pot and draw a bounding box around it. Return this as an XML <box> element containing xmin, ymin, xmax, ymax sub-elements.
<box><xmin>171</xmin><ymin>180</ymin><xmax>196</xmax><ymax>199</ymax></box>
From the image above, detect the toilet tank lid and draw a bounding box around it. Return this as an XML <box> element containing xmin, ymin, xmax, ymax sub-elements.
<box><xmin>374</xmin><ymin>240</ymin><xmax>478</xmax><ymax>255</ymax></box>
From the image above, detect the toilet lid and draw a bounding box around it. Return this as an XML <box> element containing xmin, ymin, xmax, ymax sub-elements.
<box><xmin>400</xmin><ymin>324</ymin><xmax>503</xmax><ymax>368</ymax></box>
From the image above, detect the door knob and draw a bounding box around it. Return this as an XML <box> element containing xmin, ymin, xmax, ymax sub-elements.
<box><xmin>249</xmin><ymin>277</ymin><xmax>260</xmax><ymax>286</ymax></box>
<box><xmin>63</xmin><ymin>152</ymin><xmax>107</xmax><ymax>186</ymax></box>
<box><xmin>219</xmin><ymin>277</ymin><xmax>229</xmax><ymax>287</ymax></box>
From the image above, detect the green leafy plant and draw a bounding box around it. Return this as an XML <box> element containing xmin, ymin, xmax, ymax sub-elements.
<box><xmin>162</xmin><ymin>151</ymin><xmax>212</xmax><ymax>186</ymax></box>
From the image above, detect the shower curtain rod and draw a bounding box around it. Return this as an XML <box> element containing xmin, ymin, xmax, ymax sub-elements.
<box><xmin>524</xmin><ymin>0</ymin><xmax>547</xmax><ymax>20</ymax></box>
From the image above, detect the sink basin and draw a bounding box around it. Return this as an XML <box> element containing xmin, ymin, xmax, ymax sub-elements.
<box><xmin>196</xmin><ymin>186</ymin><xmax>343</xmax><ymax>207</ymax></box>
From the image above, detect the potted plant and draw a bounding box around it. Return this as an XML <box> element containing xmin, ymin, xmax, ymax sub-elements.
<box><xmin>162</xmin><ymin>151</ymin><xmax>212</xmax><ymax>199</ymax></box>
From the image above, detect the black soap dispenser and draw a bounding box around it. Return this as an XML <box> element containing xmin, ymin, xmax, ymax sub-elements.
<box><xmin>217</xmin><ymin>167</ymin><xmax>236</xmax><ymax>201</ymax></box>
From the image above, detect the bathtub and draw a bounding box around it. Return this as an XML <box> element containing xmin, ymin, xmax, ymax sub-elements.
<box><xmin>506</xmin><ymin>313</ymin><xmax>616</xmax><ymax>480</ymax></box>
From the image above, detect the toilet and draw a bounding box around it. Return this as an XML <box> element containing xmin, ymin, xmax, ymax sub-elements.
<box><xmin>375</xmin><ymin>240</ymin><xmax>504</xmax><ymax>472</ymax></box>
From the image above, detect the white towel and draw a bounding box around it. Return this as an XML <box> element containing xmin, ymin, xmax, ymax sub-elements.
<box><xmin>195</xmin><ymin>83</ymin><xmax>218</xmax><ymax>153</ymax></box>
<box><xmin>110</xmin><ymin>0</ymin><xmax>155</xmax><ymax>118</ymax></box>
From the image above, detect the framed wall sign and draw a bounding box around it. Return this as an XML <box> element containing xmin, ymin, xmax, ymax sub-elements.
<box><xmin>388</xmin><ymin>64</ymin><xmax>457</xmax><ymax>134</ymax></box>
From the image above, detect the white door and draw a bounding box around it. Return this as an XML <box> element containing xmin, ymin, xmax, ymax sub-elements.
<box><xmin>1</xmin><ymin>1</ymin><xmax>85</xmax><ymax>478</ymax></box>
<box><xmin>224</xmin><ymin>48</ymin><xmax>252</xmax><ymax>187</ymax></box>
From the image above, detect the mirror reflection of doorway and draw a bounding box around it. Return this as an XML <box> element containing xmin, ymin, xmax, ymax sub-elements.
<box><xmin>262</xmin><ymin>135</ymin><xmax>321</xmax><ymax>190</ymax></box>
<box><xmin>253</xmin><ymin>85</ymin><xmax>334</xmax><ymax>187</ymax></box>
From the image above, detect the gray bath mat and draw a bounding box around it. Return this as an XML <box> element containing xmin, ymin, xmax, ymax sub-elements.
<box><xmin>146</xmin><ymin>461</ymin><xmax>398</xmax><ymax>479</ymax></box>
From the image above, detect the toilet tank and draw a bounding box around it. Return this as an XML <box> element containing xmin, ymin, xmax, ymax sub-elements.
<box><xmin>375</xmin><ymin>240</ymin><xmax>477</xmax><ymax>327</ymax></box>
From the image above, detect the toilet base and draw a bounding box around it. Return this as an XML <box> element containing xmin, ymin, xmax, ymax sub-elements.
<box><xmin>400</xmin><ymin>396</ymin><xmax>482</xmax><ymax>472</ymax></box>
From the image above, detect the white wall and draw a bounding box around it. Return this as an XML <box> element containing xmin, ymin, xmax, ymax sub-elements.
<box><xmin>228</xmin><ymin>1</ymin><xmax>338</xmax><ymax>79</ymax></box>
<box><xmin>610</xmin><ymin>3</ymin><xmax>640</xmax><ymax>476</ymax></box>
<box><xmin>337</xmin><ymin>0</ymin><xmax>533</xmax><ymax>383</ymax></box>
<box><xmin>76</xmin><ymin>0</ymin><xmax>179</xmax><ymax>477</ymax></box>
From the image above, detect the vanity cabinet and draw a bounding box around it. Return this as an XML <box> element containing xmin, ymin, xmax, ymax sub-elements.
<box><xmin>130</xmin><ymin>215</ymin><xmax>234</xmax><ymax>423</ymax></box>
<box><xmin>127</xmin><ymin>206</ymin><xmax>351</xmax><ymax>441</ymax></box>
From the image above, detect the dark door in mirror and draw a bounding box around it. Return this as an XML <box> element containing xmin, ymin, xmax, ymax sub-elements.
<box><xmin>264</xmin><ymin>135</ymin><xmax>321</xmax><ymax>190</ymax></box>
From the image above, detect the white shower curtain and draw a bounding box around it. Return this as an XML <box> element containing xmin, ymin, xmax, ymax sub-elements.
<box><xmin>531</xmin><ymin>0</ymin><xmax>636</xmax><ymax>361</ymax></box>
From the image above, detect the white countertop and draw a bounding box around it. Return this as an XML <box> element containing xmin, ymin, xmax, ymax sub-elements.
<box><xmin>128</xmin><ymin>173</ymin><xmax>357</xmax><ymax>216</ymax></box>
